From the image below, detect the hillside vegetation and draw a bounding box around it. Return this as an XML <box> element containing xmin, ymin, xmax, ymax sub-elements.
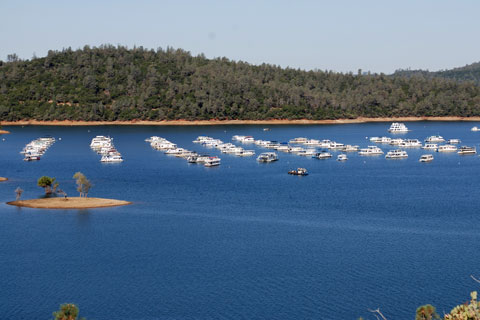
<box><xmin>1</xmin><ymin>45</ymin><xmax>480</xmax><ymax>121</ymax></box>
<box><xmin>394</xmin><ymin>62</ymin><xmax>480</xmax><ymax>85</ymax></box>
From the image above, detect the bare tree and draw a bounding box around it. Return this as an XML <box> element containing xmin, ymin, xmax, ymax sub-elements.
<box><xmin>471</xmin><ymin>274</ymin><xmax>480</xmax><ymax>284</ymax></box>
<box><xmin>15</xmin><ymin>187</ymin><xmax>23</xmax><ymax>201</ymax></box>
<box><xmin>73</xmin><ymin>172</ymin><xmax>92</xmax><ymax>197</ymax></box>
<box><xmin>57</xmin><ymin>189</ymin><xmax>68</xmax><ymax>199</ymax></box>
<box><xmin>368</xmin><ymin>308</ymin><xmax>388</xmax><ymax>320</ymax></box>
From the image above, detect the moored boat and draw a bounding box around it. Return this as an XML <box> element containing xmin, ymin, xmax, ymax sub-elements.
<box><xmin>276</xmin><ymin>145</ymin><xmax>291</xmax><ymax>152</ymax></box>
<box><xmin>359</xmin><ymin>146</ymin><xmax>384</xmax><ymax>155</ymax></box>
<box><xmin>304</xmin><ymin>139</ymin><xmax>320</xmax><ymax>146</ymax></box>
<box><xmin>289</xmin><ymin>137</ymin><xmax>308</xmax><ymax>144</ymax></box>
<box><xmin>257</xmin><ymin>152</ymin><xmax>278</xmax><ymax>162</ymax></box>
<box><xmin>288</xmin><ymin>168</ymin><xmax>308</xmax><ymax>176</ymax></box>
<box><xmin>90</xmin><ymin>136</ymin><xmax>112</xmax><ymax>149</ymax></box>
<box><xmin>302</xmin><ymin>148</ymin><xmax>317</xmax><ymax>156</ymax></box>
<box><xmin>204</xmin><ymin>156</ymin><xmax>221</xmax><ymax>167</ymax></box>
<box><xmin>399</xmin><ymin>139</ymin><xmax>422</xmax><ymax>148</ymax></box>
<box><xmin>23</xmin><ymin>154</ymin><xmax>41</xmax><ymax>161</ymax></box>
<box><xmin>101</xmin><ymin>154</ymin><xmax>124</xmax><ymax>163</ymax></box>
<box><xmin>385</xmin><ymin>150</ymin><xmax>408</xmax><ymax>159</ymax></box>
<box><xmin>241</xmin><ymin>136</ymin><xmax>255</xmax><ymax>143</ymax></box>
<box><xmin>437</xmin><ymin>145</ymin><xmax>457</xmax><ymax>152</ymax></box>
<box><xmin>342</xmin><ymin>145</ymin><xmax>359</xmax><ymax>152</ymax></box>
<box><xmin>388</xmin><ymin>122</ymin><xmax>409</xmax><ymax>133</ymax></box>
<box><xmin>389</xmin><ymin>138</ymin><xmax>404</xmax><ymax>146</ymax></box>
<box><xmin>458</xmin><ymin>146</ymin><xmax>476</xmax><ymax>155</ymax></box>
<box><xmin>235</xmin><ymin>150</ymin><xmax>255</xmax><ymax>157</ymax></box>
<box><xmin>425</xmin><ymin>135</ymin><xmax>445</xmax><ymax>143</ymax></box>
<box><xmin>447</xmin><ymin>139</ymin><xmax>461</xmax><ymax>144</ymax></box>
<box><xmin>193</xmin><ymin>136</ymin><xmax>212</xmax><ymax>144</ymax></box>
<box><xmin>419</xmin><ymin>154</ymin><xmax>434</xmax><ymax>162</ymax></box>
<box><xmin>422</xmin><ymin>143</ymin><xmax>438</xmax><ymax>150</ymax></box>
<box><xmin>265</xmin><ymin>141</ymin><xmax>280</xmax><ymax>149</ymax></box>
<box><xmin>313</xmin><ymin>152</ymin><xmax>332</xmax><ymax>159</ymax></box>
<box><xmin>328</xmin><ymin>141</ymin><xmax>345</xmax><ymax>150</ymax></box>
<box><xmin>371</xmin><ymin>137</ymin><xmax>391</xmax><ymax>144</ymax></box>
<box><xmin>290</xmin><ymin>147</ymin><xmax>305</xmax><ymax>154</ymax></box>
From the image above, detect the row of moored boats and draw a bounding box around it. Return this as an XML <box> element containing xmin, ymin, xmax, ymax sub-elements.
<box><xmin>196</xmin><ymin>136</ymin><xmax>279</xmax><ymax>162</ymax></box>
<box><xmin>390</xmin><ymin>122</ymin><xmax>480</xmax><ymax>133</ymax></box>
<box><xmin>194</xmin><ymin>136</ymin><xmax>256</xmax><ymax>157</ymax></box>
<box><xmin>79</xmin><ymin>122</ymin><xmax>480</xmax><ymax>166</ymax></box>
<box><xmin>90</xmin><ymin>136</ymin><xmax>124</xmax><ymax>162</ymax></box>
<box><xmin>147</xmin><ymin>136</ymin><xmax>221</xmax><ymax>166</ymax></box>
<box><xmin>21</xmin><ymin>136</ymin><xmax>56</xmax><ymax>161</ymax></box>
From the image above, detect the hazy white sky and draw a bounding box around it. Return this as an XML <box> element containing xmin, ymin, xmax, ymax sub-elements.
<box><xmin>1</xmin><ymin>0</ymin><xmax>479</xmax><ymax>73</ymax></box>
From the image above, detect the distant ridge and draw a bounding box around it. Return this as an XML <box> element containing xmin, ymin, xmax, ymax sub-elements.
<box><xmin>1</xmin><ymin>44</ymin><xmax>480</xmax><ymax>121</ymax></box>
<box><xmin>393</xmin><ymin>61</ymin><xmax>480</xmax><ymax>84</ymax></box>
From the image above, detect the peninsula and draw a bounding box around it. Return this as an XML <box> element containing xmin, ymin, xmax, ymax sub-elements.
<box><xmin>7</xmin><ymin>197</ymin><xmax>131</xmax><ymax>209</ymax></box>
<box><xmin>0</xmin><ymin>130</ymin><xmax>9</xmax><ymax>134</ymax></box>
<box><xmin>0</xmin><ymin>177</ymin><xmax>8</xmax><ymax>182</ymax></box>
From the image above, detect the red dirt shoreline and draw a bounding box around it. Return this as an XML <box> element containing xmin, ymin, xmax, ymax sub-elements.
<box><xmin>2</xmin><ymin>117</ymin><xmax>480</xmax><ymax>126</ymax></box>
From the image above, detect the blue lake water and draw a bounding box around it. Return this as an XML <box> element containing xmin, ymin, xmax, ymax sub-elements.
<box><xmin>1</xmin><ymin>122</ymin><xmax>480</xmax><ymax>320</ymax></box>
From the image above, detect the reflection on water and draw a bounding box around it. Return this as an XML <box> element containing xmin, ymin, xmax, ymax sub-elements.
<box><xmin>76</xmin><ymin>209</ymin><xmax>91</xmax><ymax>226</ymax></box>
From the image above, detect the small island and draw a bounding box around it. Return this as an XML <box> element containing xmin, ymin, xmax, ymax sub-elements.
<box><xmin>7</xmin><ymin>197</ymin><xmax>131</xmax><ymax>209</ymax></box>
<box><xmin>0</xmin><ymin>177</ymin><xmax>8</xmax><ymax>182</ymax></box>
<box><xmin>7</xmin><ymin>172</ymin><xmax>131</xmax><ymax>209</ymax></box>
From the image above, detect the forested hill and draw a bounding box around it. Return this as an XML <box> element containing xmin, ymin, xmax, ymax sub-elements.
<box><xmin>394</xmin><ymin>62</ymin><xmax>480</xmax><ymax>85</ymax></box>
<box><xmin>1</xmin><ymin>45</ymin><xmax>480</xmax><ymax>122</ymax></box>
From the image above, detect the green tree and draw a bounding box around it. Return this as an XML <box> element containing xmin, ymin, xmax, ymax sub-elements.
<box><xmin>444</xmin><ymin>291</ymin><xmax>480</xmax><ymax>320</ymax></box>
<box><xmin>37</xmin><ymin>176</ymin><xmax>57</xmax><ymax>194</ymax></box>
<box><xmin>3</xmin><ymin>45</ymin><xmax>480</xmax><ymax>123</ymax></box>
<box><xmin>416</xmin><ymin>304</ymin><xmax>440</xmax><ymax>320</ymax></box>
<box><xmin>52</xmin><ymin>303</ymin><xmax>86</xmax><ymax>320</ymax></box>
<box><xmin>73</xmin><ymin>172</ymin><xmax>92</xmax><ymax>197</ymax></box>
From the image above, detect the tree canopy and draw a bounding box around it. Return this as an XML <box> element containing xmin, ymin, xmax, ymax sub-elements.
<box><xmin>394</xmin><ymin>62</ymin><xmax>480</xmax><ymax>85</ymax></box>
<box><xmin>37</xmin><ymin>176</ymin><xmax>57</xmax><ymax>194</ymax></box>
<box><xmin>73</xmin><ymin>172</ymin><xmax>91</xmax><ymax>197</ymax></box>
<box><xmin>1</xmin><ymin>45</ymin><xmax>480</xmax><ymax>121</ymax></box>
<box><xmin>52</xmin><ymin>303</ymin><xmax>85</xmax><ymax>320</ymax></box>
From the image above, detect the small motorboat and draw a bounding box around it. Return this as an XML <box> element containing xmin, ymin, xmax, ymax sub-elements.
<box><xmin>288</xmin><ymin>168</ymin><xmax>308</xmax><ymax>176</ymax></box>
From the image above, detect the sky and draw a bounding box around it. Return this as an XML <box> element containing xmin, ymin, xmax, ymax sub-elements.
<box><xmin>1</xmin><ymin>0</ymin><xmax>479</xmax><ymax>74</ymax></box>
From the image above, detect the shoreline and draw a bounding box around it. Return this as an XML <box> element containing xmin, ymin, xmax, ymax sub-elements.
<box><xmin>7</xmin><ymin>197</ymin><xmax>132</xmax><ymax>209</ymax></box>
<box><xmin>0</xmin><ymin>177</ymin><xmax>7</xmax><ymax>182</ymax></box>
<box><xmin>0</xmin><ymin>130</ymin><xmax>10</xmax><ymax>134</ymax></box>
<box><xmin>1</xmin><ymin>117</ymin><xmax>480</xmax><ymax>126</ymax></box>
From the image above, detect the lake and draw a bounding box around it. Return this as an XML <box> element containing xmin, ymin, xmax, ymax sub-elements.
<box><xmin>1</xmin><ymin>122</ymin><xmax>480</xmax><ymax>319</ymax></box>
